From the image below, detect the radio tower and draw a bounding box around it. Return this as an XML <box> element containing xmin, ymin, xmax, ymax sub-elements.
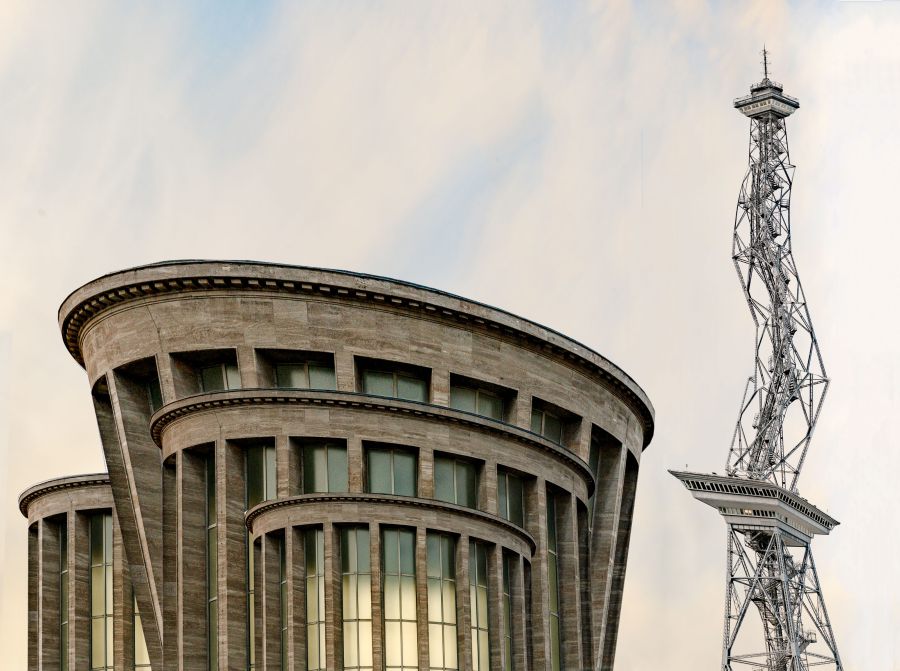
<box><xmin>671</xmin><ymin>50</ymin><xmax>844</xmax><ymax>671</ymax></box>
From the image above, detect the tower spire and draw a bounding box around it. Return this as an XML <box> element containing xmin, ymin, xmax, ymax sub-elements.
<box><xmin>763</xmin><ymin>45</ymin><xmax>769</xmax><ymax>80</ymax></box>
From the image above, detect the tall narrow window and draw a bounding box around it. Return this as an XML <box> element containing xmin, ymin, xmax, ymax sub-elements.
<box><xmin>342</xmin><ymin>527</ymin><xmax>373</xmax><ymax>671</ymax></box>
<box><xmin>90</xmin><ymin>513</ymin><xmax>113</xmax><ymax>671</ymax></box>
<box><xmin>275</xmin><ymin>360</ymin><xmax>336</xmax><ymax>390</ymax></box>
<box><xmin>199</xmin><ymin>362</ymin><xmax>240</xmax><ymax>392</ymax></box>
<box><xmin>469</xmin><ymin>542</ymin><xmax>490</xmax><ymax>671</ymax></box>
<box><xmin>434</xmin><ymin>456</ymin><xmax>478</xmax><ymax>509</ymax></box>
<box><xmin>502</xmin><ymin>554</ymin><xmax>513</xmax><ymax>671</ymax></box>
<box><xmin>302</xmin><ymin>442</ymin><xmax>348</xmax><ymax>493</ymax></box>
<box><xmin>134</xmin><ymin>593</ymin><xmax>151</xmax><ymax>670</ymax></box>
<box><xmin>246</xmin><ymin>444</ymin><xmax>277</xmax><ymax>670</ymax></box>
<box><xmin>426</xmin><ymin>533</ymin><xmax>457</xmax><ymax>671</ymax></box>
<box><xmin>382</xmin><ymin>528</ymin><xmax>417</xmax><ymax>671</ymax></box>
<box><xmin>497</xmin><ymin>470</ymin><xmax>525</xmax><ymax>527</ymax></box>
<box><xmin>366</xmin><ymin>446</ymin><xmax>416</xmax><ymax>497</ymax></box>
<box><xmin>206</xmin><ymin>453</ymin><xmax>218</xmax><ymax>671</ymax></box>
<box><xmin>147</xmin><ymin>379</ymin><xmax>163</xmax><ymax>414</ymax></box>
<box><xmin>306</xmin><ymin>528</ymin><xmax>326</xmax><ymax>671</ymax></box>
<box><xmin>530</xmin><ymin>407</ymin><xmax>562</xmax><ymax>444</ymax></box>
<box><xmin>60</xmin><ymin>522</ymin><xmax>69</xmax><ymax>671</ymax></box>
<box><xmin>546</xmin><ymin>494</ymin><xmax>561</xmax><ymax>671</ymax></box>
<box><xmin>279</xmin><ymin>538</ymin><xmax>288</xmax><ymax>671</ymax></box>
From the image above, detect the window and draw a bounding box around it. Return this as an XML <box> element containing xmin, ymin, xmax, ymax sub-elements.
<box><xmin>306</xmin><ymin>528</ymin><xmax>326</xmax><ymax>671</ymax></box>
<box><xmin>366</xmin><ymin>446</ymin><xmax>417</xmax><ymax>497</ymax></box>
<box><xmin>90</xmin><ymin>513</ymin><xmax>113</xmax><ymax>671</ymax></box>
<box><xmin>502</xmin><ymin>554</ymin><xmax>513</xmax><ymax>671</ymax></box>
<box><xmin>134</xmin><ymin>594</ymin><xmax>151</xmax><ymax>670</ymax></box>
<box><xmin>246</xmin><ymin>444</ymin><xmax>276</xmax><ymax>670</ymax></box>
<box><xmin>60</xmin><ymin>522</ymin><xmax>69</xmax><ymax>671</ymax></box>
<box><xmin>199</xmin><ymin>362</ymin><xmax>240</xmax><ymax>392</ymax></box>
<box><xmin>342</xmin><ymin>527</ymin><xmax>373</xmax><ymax>671</ymax></box>
<box><xmin>427</xmin><ymin>534</ymin><xmax>457</xmax><ymax>671</ymax></box>
<box><xmin>275</xmin><ymin>361</ymin><xmax>336</xmax><ymax>390</ymax></box>
<box><xmin>147</xmin><ymin>379</ymin><xmax>163</xmax><ymax>414</ymax></box>
<box><xmin>434</xmin><ymin>456</ymin><xmax>478</xmax><ymax>509</ymax></box>
<box><xmin>302</xmin><ymin>442</ymin><xmax>348</xmax><ymax>493</ymax></box>
<box><xmin>206</xmin><ymin>453</ymin><xmax>218</xmax><ymax>671</ymax></box>
<box><xmin>449</xmin><ymin>384</ymin><xmax>503</xmax><ymax>421</ymax></box>
<box><xmin>382</xmin><ymin>528</ymin><xmax>417</xmax><ymax>671</ymax></box>
<box><xmin>497</xmin><ymin>470</ymin><xmax>525</xmax><ymax>527</ymax></box>
<box><xmin>530</xmin><ymin>407</ymin><xmax>562</xmax><ymax>444</ymax></box>
<box><xmin>469</xmin><ymin>542</ymin><xmax>490</xmax><ymax>671</ymax></box>
<box><xmin>547</xmin><ymin>494</ymin><xmax>561</xmax><ymax>671</ymax></box>
<box><xmin>360</xmin><ymin>363</ymin><xmax>429</xmax><ymax>402</ymax></box>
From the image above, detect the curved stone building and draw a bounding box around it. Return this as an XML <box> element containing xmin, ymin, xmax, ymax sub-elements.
<box><xmin>22</xmin><ymin>260</ymin><xmax>655</xmax><ymax>671</ymax></box>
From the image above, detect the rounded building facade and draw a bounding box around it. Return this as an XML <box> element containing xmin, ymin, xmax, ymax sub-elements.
<box><xmin>24</xmin><ymin>261</ymin><xmax>654</xmax><ymax>671</ymax></box>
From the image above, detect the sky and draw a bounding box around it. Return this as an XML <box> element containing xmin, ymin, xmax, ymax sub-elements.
<box><xmin>1</xmin><ymin>1</ymin><xmax>899</xmax><ymax>668</ymax></box>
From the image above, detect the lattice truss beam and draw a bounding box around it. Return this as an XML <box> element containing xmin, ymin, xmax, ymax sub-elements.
<box><xmin>727</xmin><ymin>113</ymin><xmax>828</xmax><ymax>492</ymax></box>
<box><xmin>723</xmin><ymin>528</ymin><xmax>841</xmax><ymax>671</ymax></box>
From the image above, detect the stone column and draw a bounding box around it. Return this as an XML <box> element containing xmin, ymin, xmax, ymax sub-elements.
<box><xmin>557</xmin><ymin>491</ymin><xmax>583</xmax><ymax>670</ymax></box>
<box><xmin>487</xmin><ymin>543</ymin><xmax>504</xmax><ymax>671</ymax></box>
<box><xmin>221</xmin><ymin>441</ymin><xmax>249</xmax><ymax>670</ymax></box>
<box><xmin>323</xmin><ymin>523</ymin><xmax>339</xmax><ymax>671</ymax></box>
<box><xmin>27</xmin><ymin>524</ymin><xmax>38</xmax><ymax>671</ymax></box>
<box><xmin>456</xmin><ymin>535</ymin><xmax>471</xmax><ymax>671</ymax></box>
<box><xmin>290</xmin><ymin>529</ymin><xmax>307</xmax><ymax>671</ymax></box>
<box><xmin>179</xmin><ymin>450</ymin><xmax>208</xmax><ymax>671</ymax></box>
<box><xmin>369</xmin><ymin>526</ymin><xmax>383</xmax><ymax>671</ymax></box>
<box><xmin>415</xmin><ymin>527</ymin><xmax>430</xmax><ymax>671</ymax></box>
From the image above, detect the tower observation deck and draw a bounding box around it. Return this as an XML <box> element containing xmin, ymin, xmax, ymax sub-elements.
<box><xmin>671</xmin><ymin>52</ymin><xmax>844</xmax><ymax>671</ymax></box>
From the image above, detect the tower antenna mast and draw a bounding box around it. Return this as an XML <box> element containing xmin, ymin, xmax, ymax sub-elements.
<box><xmin>670</xmin><ymin>54</ymin><xmax>844</xmax><ymax>671</ymax></box>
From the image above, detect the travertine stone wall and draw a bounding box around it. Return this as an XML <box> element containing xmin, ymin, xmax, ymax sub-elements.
<box><xmin>21</xmin><ymin>261</ymin><xmax>655</xmax><ymax>671</ymax></box>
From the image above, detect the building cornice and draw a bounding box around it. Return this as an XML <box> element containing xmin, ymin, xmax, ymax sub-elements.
<box><xmin>245</xmin><ymin>492</ymin><xmax>537</xmax><ymax>554</ymax></box>
<box><xmin>18</xmin><ymin>472</ymin><xmax>110</xmax><ymax>518</ymax></box>
<box><xmin>151</xmin><ymin>389</ymin><xmax>596</xmax><ymax>495</ymax></box>
<box><xmin>59</xmin><ymin>260</ymin><xmax>655</xmax><ymax>447</ymax></box>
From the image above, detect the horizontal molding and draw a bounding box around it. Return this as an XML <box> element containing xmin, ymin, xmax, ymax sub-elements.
<box><xmin>18</xmin><ymin>472</ymin><xmax>110</xmax><ymax>517</ymax></box>
<box><xmin>245</xmin><ymin>492</ymin><xmax>537</xmax><ymax>555</ymax></box>
<box><xmin>151</xmin><ymin>389</ymin><xmax>596</xmax><ymax>494</ymax></box>
<box><xmin>58</xmin><ymin>261</ymin><xmax>654</xmax><ymax>447</ymax></box>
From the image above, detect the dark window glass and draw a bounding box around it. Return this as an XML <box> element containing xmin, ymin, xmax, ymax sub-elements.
<box><xmin>362</xmin><ymin>368</ymin><xmax>428</xmax><ymax>402</ymax></box>
<box><xmin>450</xmin><ymin>385</ymin><xmax>503</xmax><ymax>421</ymax></box>
<box><xmin>342</xmin><ymin>527</ymin><xmax>373</xmax><ymax>670</ymax></box>
<box><xmin>275</xmin><ymin>362</ymin><xmax>336</xmax><ymax>390</ymax></box>
<box><xmin>200</xmin><ymin>363</ymin><xmax>240</xmax><ymax>392</ymax></box>
<box><xmin>427</xmin><ymin>533</ymin><xmax>458</xmax><ymax>670</ymax></box>
<box><xmin>303</xmin><ymin>443</ymin><xmax>348</xmax><ymax>493</ymax></box>
<box><xmin>434</xmin><ymin>456</ymin><xmax>478</xmax><ymax>509</ymax></box>
<box><xmin>498</xmin><ymin>470</ymin><xmax>525</xmax><ymax>527</ymax></box>
<box><xmin>469</xmin><ymin>542</ymin><xmax>490</xmax><ymax>671</ymax></box>
<box><xmin>147</xmin><ymin>379</ymin><xmax>162</xmax><ymax>414</ymax></box>
<box><xmin>382</xmin><ymin>528</ymin><xmax>417</xmax><ymax>671</ymax></box>
<box><xmin>530</xmin><ymin>408</ymin><xmax>562</xmax><ymax>444</ymax></box>
<box><xmin>367</xmin><ymin>446</ymin><xmax>417</xmax><ymax>497</ymax></box>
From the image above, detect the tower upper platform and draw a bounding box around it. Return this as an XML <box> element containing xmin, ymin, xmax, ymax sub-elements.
<box><xmin>734</xmin><ymin>77</ymin><xmax>799</xmax><ymax>119</ymax></box>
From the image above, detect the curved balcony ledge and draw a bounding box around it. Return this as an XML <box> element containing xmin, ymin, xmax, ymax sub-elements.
<box><xmin>18</xmin><ymin>472</ymin><xmax>111</xmax><ymax>518</ymax></box>
<box><xmin>245</xmin><ymin>492</ymin><xmax>536</xmax><ymax>556</ymax></box>
<box><xmin>151</xmin><ymin>389</ymin><xmax>595</xmax><ymax>493</ymax></box>
<box><xmin>58</xmin><ymin>261</ymin><xmax>654</xmax><ymax>446</ymax></box>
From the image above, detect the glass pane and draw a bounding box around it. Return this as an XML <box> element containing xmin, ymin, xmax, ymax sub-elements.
<box><xmin>135</xmin><ymin>616</ymin><xmax>149</xmax><ymax>664</ymax></box>
<box><xmin>445</xmin><ymin>625</ymin><xmax>458</xmax><ymax>668</ymax></box>
<box><xmin>497</xmin><ymin>473</ymin><xmax>507</xmax><ymax>519</ymax></box>
<box><xmin>359</xmin><ymin>575</ymin><xmax>372</xmax><ymax>619</ymax></box>
<box><xmin>441</xmin><ymin>536</ymin><xmax>454</xmax><ymax>579</ymax></box>
<box><xmin>346</xmin><ymin>575</ymin><xmax>358</xmax><ymax>618</ymax></box>
<box><xmin>479</xmin><ymin>632</ymin><xmax>490</xmax><ymax>671</ymax></box>
<box><xmin>305</xmin><ymin>446</ymin><xmax>327</xmax><ymax>494</ymax></box>
<box><xmin>276</xmin><ymin>363</ymin><xmax>307</xmax><ymax>389</ymax></box>
<box><xmin>103</xmin><ymin>515</ymin><xmax>112</xmax><ymax>562</ymax></box>
<box><xmin>429</xmin><ymin>622</ymin><xmax>443</xmax><ymax>666</ymax></box>
<box><xmin>397</xmin><ymin>375</ymin><xmax>427</xmax><ymax>402</ymax></box>
<box><xmin>363</xmin><ymin>370</ymin><xmax>394</xmax><ymax>397</ymax></box>
<box><xmin>509</xmin><ymin>475</ymin><xmax>524</xmax><ymax>527</ymax></box>
<box><xmin>426</xmin><ymin>536</ymin><xmax>441</xmax><ymax>578</ymax></box>
<box><xmin>246</xmin><ymin>448</ymin><xmax>263</xmax><ymax>507</ymax></box>
<box><xmin>393</xmin><ymin>451</ymin><xmax>416</xmax><ymax>497</ymax></box>
<box><xmin>342</xmin><ymin>528</ymin><xmax>356</xmax><ymax>573</ymax></box>
<box><xmin>398</xmin><ymin>531</ymin><xmax>415</xmax><ymax>575</ymax></box>
<box><xmin>206</xmin><ymin>455</ymin><xmax>217</xmax><ymax>523</ymax></box>
<box><xmin>477</xmin><ymin>586</ymin><xmax>489</xmax><ymax>627</ymax></box>
<box><xmin>105</xmin><ymin>568</ymin><xmax>112</xmax><ymax>612</ymax></box>
<box><xmin>449</xmin><ymin>386</ymin><xmax>476</xmax><ymax>413</ymax></box>
<box><xmin>359</xmin><ymin>621</ymin><xmax>373</xmax><ymax>666</ymax></box>
<box><xmin>401</xmin><ymin>621</ymin><xmax>418</xmax><ymax>663</ymax></box>
<box><xmin>548</xmin><ymin>559</ymin><xmax>558</xmax><ymax>611</ymax></box>
<box><xmin>309</xmin><ymin>364</ymin><xmax>336</xmax><ymax>390</ymax></box>
<box><xmin>91</xmin><ymin>618</ymin><xmax>104</xmax><ymax>667</ymax></box>
<box><xmin>384</xmin><ymin>621</ymin><xmax>401</xmax><ymax>665</ymax></box>
<box><xmin>209</xmin><ymin>605</ymin><xmax>218</xmax><ymax>671</ymax></box>
<box><xmin>427</xmin><ymin>578</ymin><xmax>442</xmax><ymax>618</ymax></box>
<box><xmin>224</xmin><ymin>363</ymin><xmax>241</xmax><ymax>390</ymax></box>
<box><xmin>147</xmin><ymin>379</ymin><xmax>162</xmax><ymax>413</ymax></box>
<box><xmin>383</xmin><ymin>530</ymin><xmax>398</xmax><ymax>573</ymax></box>
<box><xmin>550</xmin><ymin>618</ymin><xmax>561</xmax><ymax>671</ymax></box>
<box><xmin>367</xmin><ymin>449</ymin><xmax>392</xmax><ymax>494</ymax></box>
<box><xmin>265</xmin><ymin>446</ymin><xmax>277</xmax><ymax>500</ymax></box>
<box><xmin>400</xmin><ymin>576</ymin><xmax>416</xmax><ymax>618</ymax></box>
<box><xmin>207</xmin><ymin>529</ymin><xmax>218</xmax><ymax>591</ymax></box>
<box><xmin>478</xmin><ymin>391</ymin><xmax>503</xmax><ymax>420</ymax></box>
<box><xmin>357</xmin><ymin>529</ymin><xmax>370</xmax><ymax>573</ymax></box>
<box><xmin>530</xmin><ymin>409</ymin><xmax>542</xmax><ymax>434</ymax></box>
<box><xmin>383</xmin><ymin>576</ymin><xmax>400</xmax><ymax>619</ymax></box>
<box><xmin>327</xmin><ymin>445</ymin><xmax>348</xmax><ymax>492</ymax></box>
<box><xmin>201</xmin><ymin>365</ymin><xmax>225</xmax><ymax>392</ymax></box>
<box><xmin>443</xmin><ymin>582</ymin><xmax>456</xmax><ymax>623</ymax></box>
<box><xmin>433</xmin><ymin>458</ymin><xmax>454</xmax><ymax>504</ymax></box>
<box><xmin>91</xmin><ymin>567</ymin><xmax>104</xmax><ymax>614</ymax></box>
<box><xmin>307</xmin><ymin>624</ymin><xmax>319</xmax><ymax>668</ymax></box>
<box><xmin>544</xmin><ymin>414</ymin><xmax>562</xmax><ymax>443</ymax></box>
<box><xmin>344</xmin><ymin>621</ymin><xmax>358</xmax><ymax>666</ymax></box>
<box><xmin>90</xmin><ymin>515</ymin><xmax>103</xmax><ymax>565</ymax></box>
<box><xmin>457</xmin><ymin>461</ymin><xmax>477</xmax><ymax>509</ymax></box>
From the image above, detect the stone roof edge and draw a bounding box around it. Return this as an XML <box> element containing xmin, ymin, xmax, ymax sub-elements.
<box><xmin>58</xmin><ymin>260</ymin><xmax>655</xmax><ymax>446</ymax></box>
<box><xmin>18</xmin><ymin>472</ymin><xmax>111</xmax><ymax>518</ymax></box>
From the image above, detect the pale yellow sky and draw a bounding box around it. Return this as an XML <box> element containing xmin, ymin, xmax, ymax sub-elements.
<box><xmin>2</xmin><ymin>1</ymin><xmax>899</xmax><ymax>668</ymax></box>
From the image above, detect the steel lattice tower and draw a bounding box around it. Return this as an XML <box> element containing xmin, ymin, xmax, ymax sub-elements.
<box><xmin>671</xmin><ymin>52</ymin><xmax>844</xmax><ymax>671</ymax></box>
